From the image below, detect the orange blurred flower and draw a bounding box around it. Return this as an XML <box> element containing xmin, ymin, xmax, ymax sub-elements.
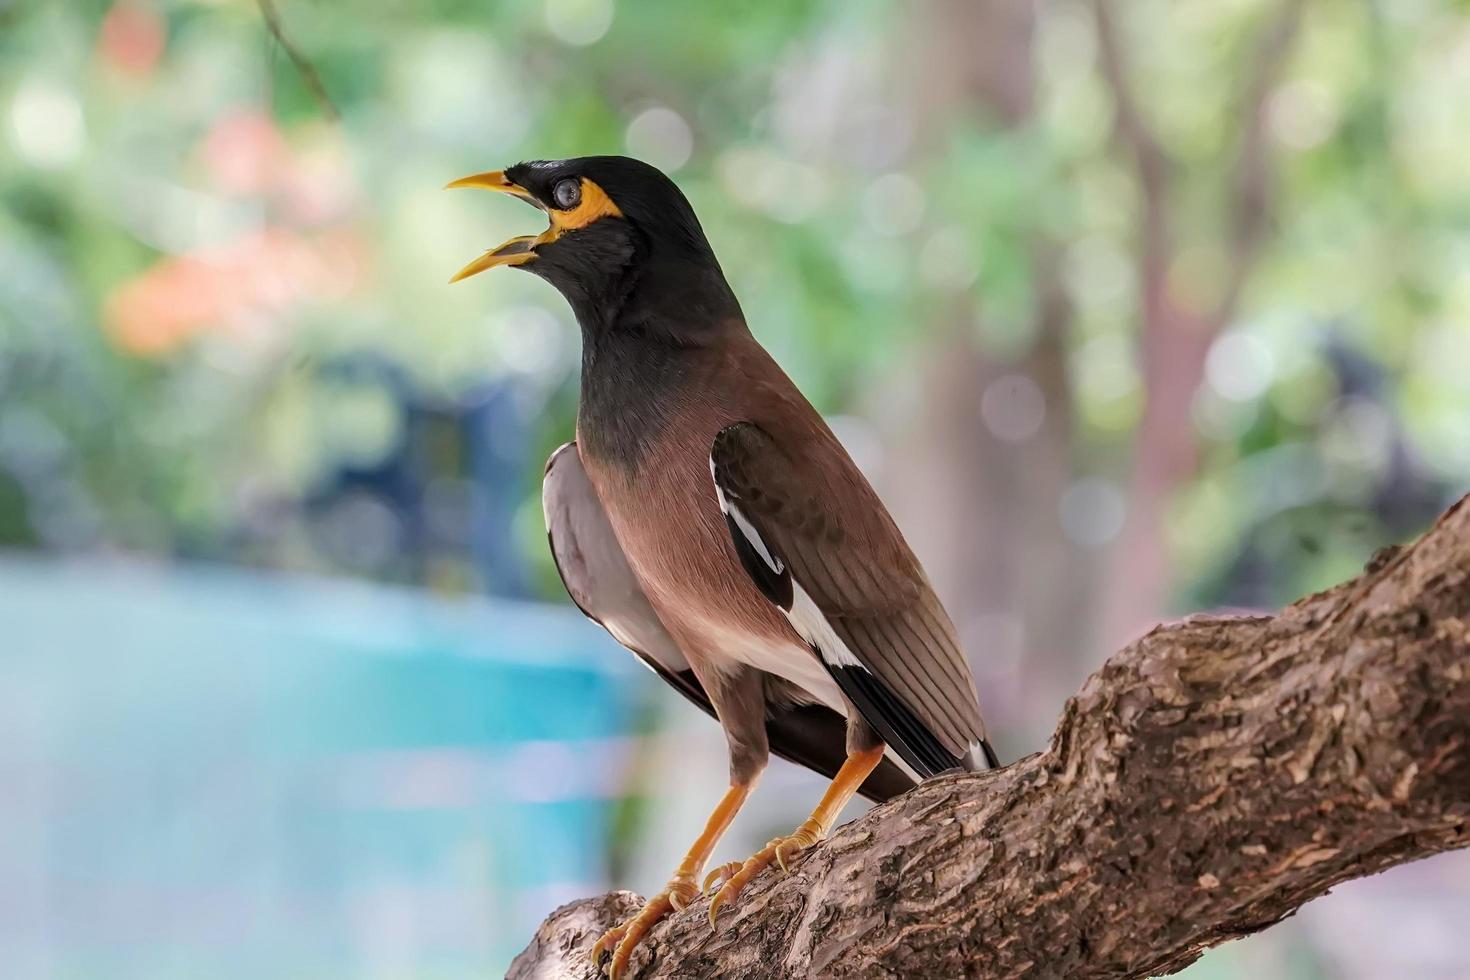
<box><xmin>99</xmin><ymin>0</ymin><xmax>166</xmax><ymax>78</ymax></box>
<box><xmin>104</xmin><ymin>228</ymin><xmax>370</xmax><ymax>356</ymax></box>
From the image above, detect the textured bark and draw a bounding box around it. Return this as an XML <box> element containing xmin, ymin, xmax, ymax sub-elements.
<box><xmin>510</xmin><ymin>496</ymin><xmax>1470</xmax><ymax>979</ymax></box>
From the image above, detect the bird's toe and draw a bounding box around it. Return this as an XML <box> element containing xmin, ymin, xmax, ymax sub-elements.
<box><xmin>666</xmin><ymin>874</ymin><xmax>699</xmax><ymax>912</ymax></box>
<box><xmin>589</xmin><ymin>921</ymin><xmax>627</xmax><ymax>969</ymax></box>
<box><xmin>708</xmin><ymin>829</ymin><xmax>819</xmax><ymax>927</ymax></box>
<box><xmin>774</xmin><ymin>828</ymin><xmax>817</xmax><ymax>872</ymax></box>
<box><xmin>702</xmin><ymin>861</ymin><xmax>743</xmax><ymax>897</ymax></box>
<box><xmin>592</xmin><ymin>876</ymin><xmax>701</xmax><ymax>978</ymax></box>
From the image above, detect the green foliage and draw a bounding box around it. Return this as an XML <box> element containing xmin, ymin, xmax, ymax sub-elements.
<box><xmin>0</xmin><ymin>0</ymin><xmax>1465</xmax><ymax>613</ymax></box>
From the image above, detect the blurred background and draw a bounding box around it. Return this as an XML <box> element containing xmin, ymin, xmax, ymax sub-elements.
<box><xmin>2</xmin><ymin>0</ymin><xmax>1468</xmax><ymax>976</ymax></box>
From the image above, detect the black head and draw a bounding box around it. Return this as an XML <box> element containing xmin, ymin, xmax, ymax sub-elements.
<box><xmin>447</xmin><ymin>155</ymin><xmax>740</xmax><ymax>334</ymax></box>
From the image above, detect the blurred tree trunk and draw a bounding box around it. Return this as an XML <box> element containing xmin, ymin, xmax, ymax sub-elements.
<box><xmin>884</xmin><ymin>2</ymin><xmax>1308</xmax><ymax>741</ymax></box>
<box><xmin>881</xmin><ymin>0</ymin><xmax>1092</xmax><ymax>745</ymax></box>
<box><xmin>1094</xmin><ymin>0</ymin><xmax>1305</xmax><ymax>647</ymax></box>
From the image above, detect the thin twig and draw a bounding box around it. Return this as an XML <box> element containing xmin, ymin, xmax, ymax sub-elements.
<box><xmin>256</xmin><ymin>0</ymin><xmax>340</xmax><ymax>122</ymax></box>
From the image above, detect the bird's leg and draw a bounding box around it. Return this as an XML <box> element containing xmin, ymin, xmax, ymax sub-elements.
<box><xmin>591</xmin><ymin>780</ymin><xmax>752</xmax><ymax>980</ymax></box>
<box><xmin>706</xmin><ymin>744</ymin><xmax>883</xmax><ymax>924</ymax></box>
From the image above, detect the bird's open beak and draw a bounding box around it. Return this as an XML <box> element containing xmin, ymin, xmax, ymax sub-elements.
<box><xmin>445</xmin><ymin>170</ymin><xmax>550</xmax><ymax>283</ymax></box>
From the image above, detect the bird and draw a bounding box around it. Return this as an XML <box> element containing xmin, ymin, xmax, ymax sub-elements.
<box><xmin>448</xmin><ymin>156</ymin><xmax>998</xmax><ymax>979</ymax></box>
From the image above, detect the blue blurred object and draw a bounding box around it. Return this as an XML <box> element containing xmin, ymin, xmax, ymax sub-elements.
<box><xmin>0</xmin><ymin>557</ymin><xmax>640</xmax><ymax>978</ymax></box>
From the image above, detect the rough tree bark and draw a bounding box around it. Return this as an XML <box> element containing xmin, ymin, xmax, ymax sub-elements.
<box><xmin>510</xmin><ymin>495</ymin><xmax>1470</xmax><ymax>979</ymax></box>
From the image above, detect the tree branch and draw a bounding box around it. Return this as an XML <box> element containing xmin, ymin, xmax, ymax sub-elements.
<box><xmin>256</xmin><ymin>0</ymin><xmax>339</xmax><ymax>122</ymax></box>
<box><xmin>512</xmin><ymin>495</ymin><xmax>1470</xmax><ymax>979</ymax></box>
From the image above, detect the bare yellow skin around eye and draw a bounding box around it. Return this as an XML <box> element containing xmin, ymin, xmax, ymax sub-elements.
<box><xmin>547</xmin><ymin>178</ymin><xmax>623</xmax><ymax>235</ymax></box>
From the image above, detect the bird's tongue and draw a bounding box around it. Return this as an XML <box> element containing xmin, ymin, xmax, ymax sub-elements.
<box><xmin>490</xmin><ymin>236</ymin><xmax>537</xmax><ymax>256</ymax></box>
<box><xmin>449</xmin><ymin>232</ymin><xmax>544</xmax><ymax>283</ymax></box>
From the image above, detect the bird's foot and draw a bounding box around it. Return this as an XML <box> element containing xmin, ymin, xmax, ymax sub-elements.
<box><xmin>701</xmin><ymin>860</ymin><xmax>743</xmax><ymax>896</ymax></box>
<box><xmin>705</xmin><ymin>822</ymin><xmax>821</xmax><ymax>926</ymax></box>
<box><xmin>590</xmin><ymin>875</ymin><xmax>699</xmax><ymax>980</ymax></box>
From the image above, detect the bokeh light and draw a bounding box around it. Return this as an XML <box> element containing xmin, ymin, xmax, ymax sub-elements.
<box><xmin>2</xmin><ymin>2</ymin><xmax>1467</xmax><ymax>977</ymax></box>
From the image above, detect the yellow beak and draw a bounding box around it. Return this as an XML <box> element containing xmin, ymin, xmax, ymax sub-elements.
<box><xmin>445</xmin><ymin>170</ymin><xmax>547</xmax><ymax>282</ymax></box>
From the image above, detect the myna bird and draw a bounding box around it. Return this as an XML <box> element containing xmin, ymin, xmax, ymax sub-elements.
<box><xmin>449</xmin><ymin>157</ymin><xmax>998</xmax><ymax>978</ymax></box>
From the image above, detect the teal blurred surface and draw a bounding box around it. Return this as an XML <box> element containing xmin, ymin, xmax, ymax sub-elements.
<box><xmin>0</xmin><ymin>557</ymin><xmax>639</xmax><ymax>978</ymax></box>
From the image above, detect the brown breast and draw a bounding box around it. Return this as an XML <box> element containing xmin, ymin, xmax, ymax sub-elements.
<box><xmin>575</xmin><ymin>334</ymin><xmax>808</xmax><ymax>660</ymax></box>
<box><xmin>582</xmin><ymin>413</ymin><xmax>797</xmax><ymax>660</ymax></box>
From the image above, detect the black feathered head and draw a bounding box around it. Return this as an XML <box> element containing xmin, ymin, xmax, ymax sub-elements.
<box><xmin>447</xmin><ymin>155</ymin><xmax>739</xmax><ymax>332</ymax></box>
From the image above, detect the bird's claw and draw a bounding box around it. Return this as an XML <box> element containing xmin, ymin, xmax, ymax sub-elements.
<box><xmin>668</xmin><ymin>878</ymin><xmax>699</xmax><ymax>912</ymax></box>
<box><xmin>702</xmin><ymin>861</ymin><xmax>743</xmax><ymax>897</ymax></box>
<box><xmin>708</xmin><ymin>829</ymin><xmax>819</xmax><ymax>927</ymax></box>
<box><xmin>775</xmin><ymin>837</ymin><xmax>805</xmax><ymax>873</ymax></box>
<box><xmin>589</xmin><ymin>923</ymin><xmax>627</xmax><ymax>969</ymax></box>
<box><xmin>590</xmin><ymin>877</ymin><xmax>699</xmax><ymax>979</ymax></box>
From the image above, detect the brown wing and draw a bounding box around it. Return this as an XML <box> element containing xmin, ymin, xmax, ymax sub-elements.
<box><xmin>543</xmin><ymin>441</ymin><xmax>915</xmax><ymax>802</ymax></box>
<box><xmin>710</xmin><ymin>422</ymin><xmax>998</xmax><ymax>777</ymax></box>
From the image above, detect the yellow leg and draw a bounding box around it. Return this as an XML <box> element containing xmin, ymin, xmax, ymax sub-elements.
<box><xmin>592</xmin><ymin>781</ymin><xmax>752</xmax><ymax>979</ymax></box>
<box><xmin>706</xmin><ymin>745</ymin><xmax>884</xmax><ymax>925</ymax></box>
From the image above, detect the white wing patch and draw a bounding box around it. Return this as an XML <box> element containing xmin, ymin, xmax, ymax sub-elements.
<box><xmin>710</xmin><ymin>455</ymin><xmax>862</xmax><ymax>671</ymax></box>
<box><xmin>786</xmin><ymin>579</ymin><xmax>863</xmax><ymax>668</ymax></box>
<box><xmin>709</xmin><ymin>457</ymin><xmax>784</xmax><ymax>575</ymax></box>
<box><xmin>729</xmin><ymin>503</ymin><xmax>784</xmax><ymax>575</ymax></box>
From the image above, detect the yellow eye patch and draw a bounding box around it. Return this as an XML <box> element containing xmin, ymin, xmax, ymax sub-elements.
<box><xmin>548</xmin><ymin>178</ymin><xmax>623</xmax><ymax>234</ymax></box>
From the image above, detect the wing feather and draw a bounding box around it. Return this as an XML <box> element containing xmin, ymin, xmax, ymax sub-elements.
<box><xmin>710</xmin><ymin>422</ymin><xmax>998</xmax><ymax>777</ymax></box>
<box><xmin>544</xmin><ymin>441</ymin><xmax>914</xmax><ymax>802</ymax></box>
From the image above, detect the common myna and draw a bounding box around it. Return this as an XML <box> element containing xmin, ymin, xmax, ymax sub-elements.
<box><xmin>449</xmin><ymin>157</ymin><xmax>997</xmax><ymax>978</ymax></box>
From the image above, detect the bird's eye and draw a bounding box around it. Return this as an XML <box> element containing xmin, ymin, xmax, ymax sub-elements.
<box><xmin>552</xmin><ymin>178</ymin><xmax>581</xmax><ymax>210</ymax></box>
